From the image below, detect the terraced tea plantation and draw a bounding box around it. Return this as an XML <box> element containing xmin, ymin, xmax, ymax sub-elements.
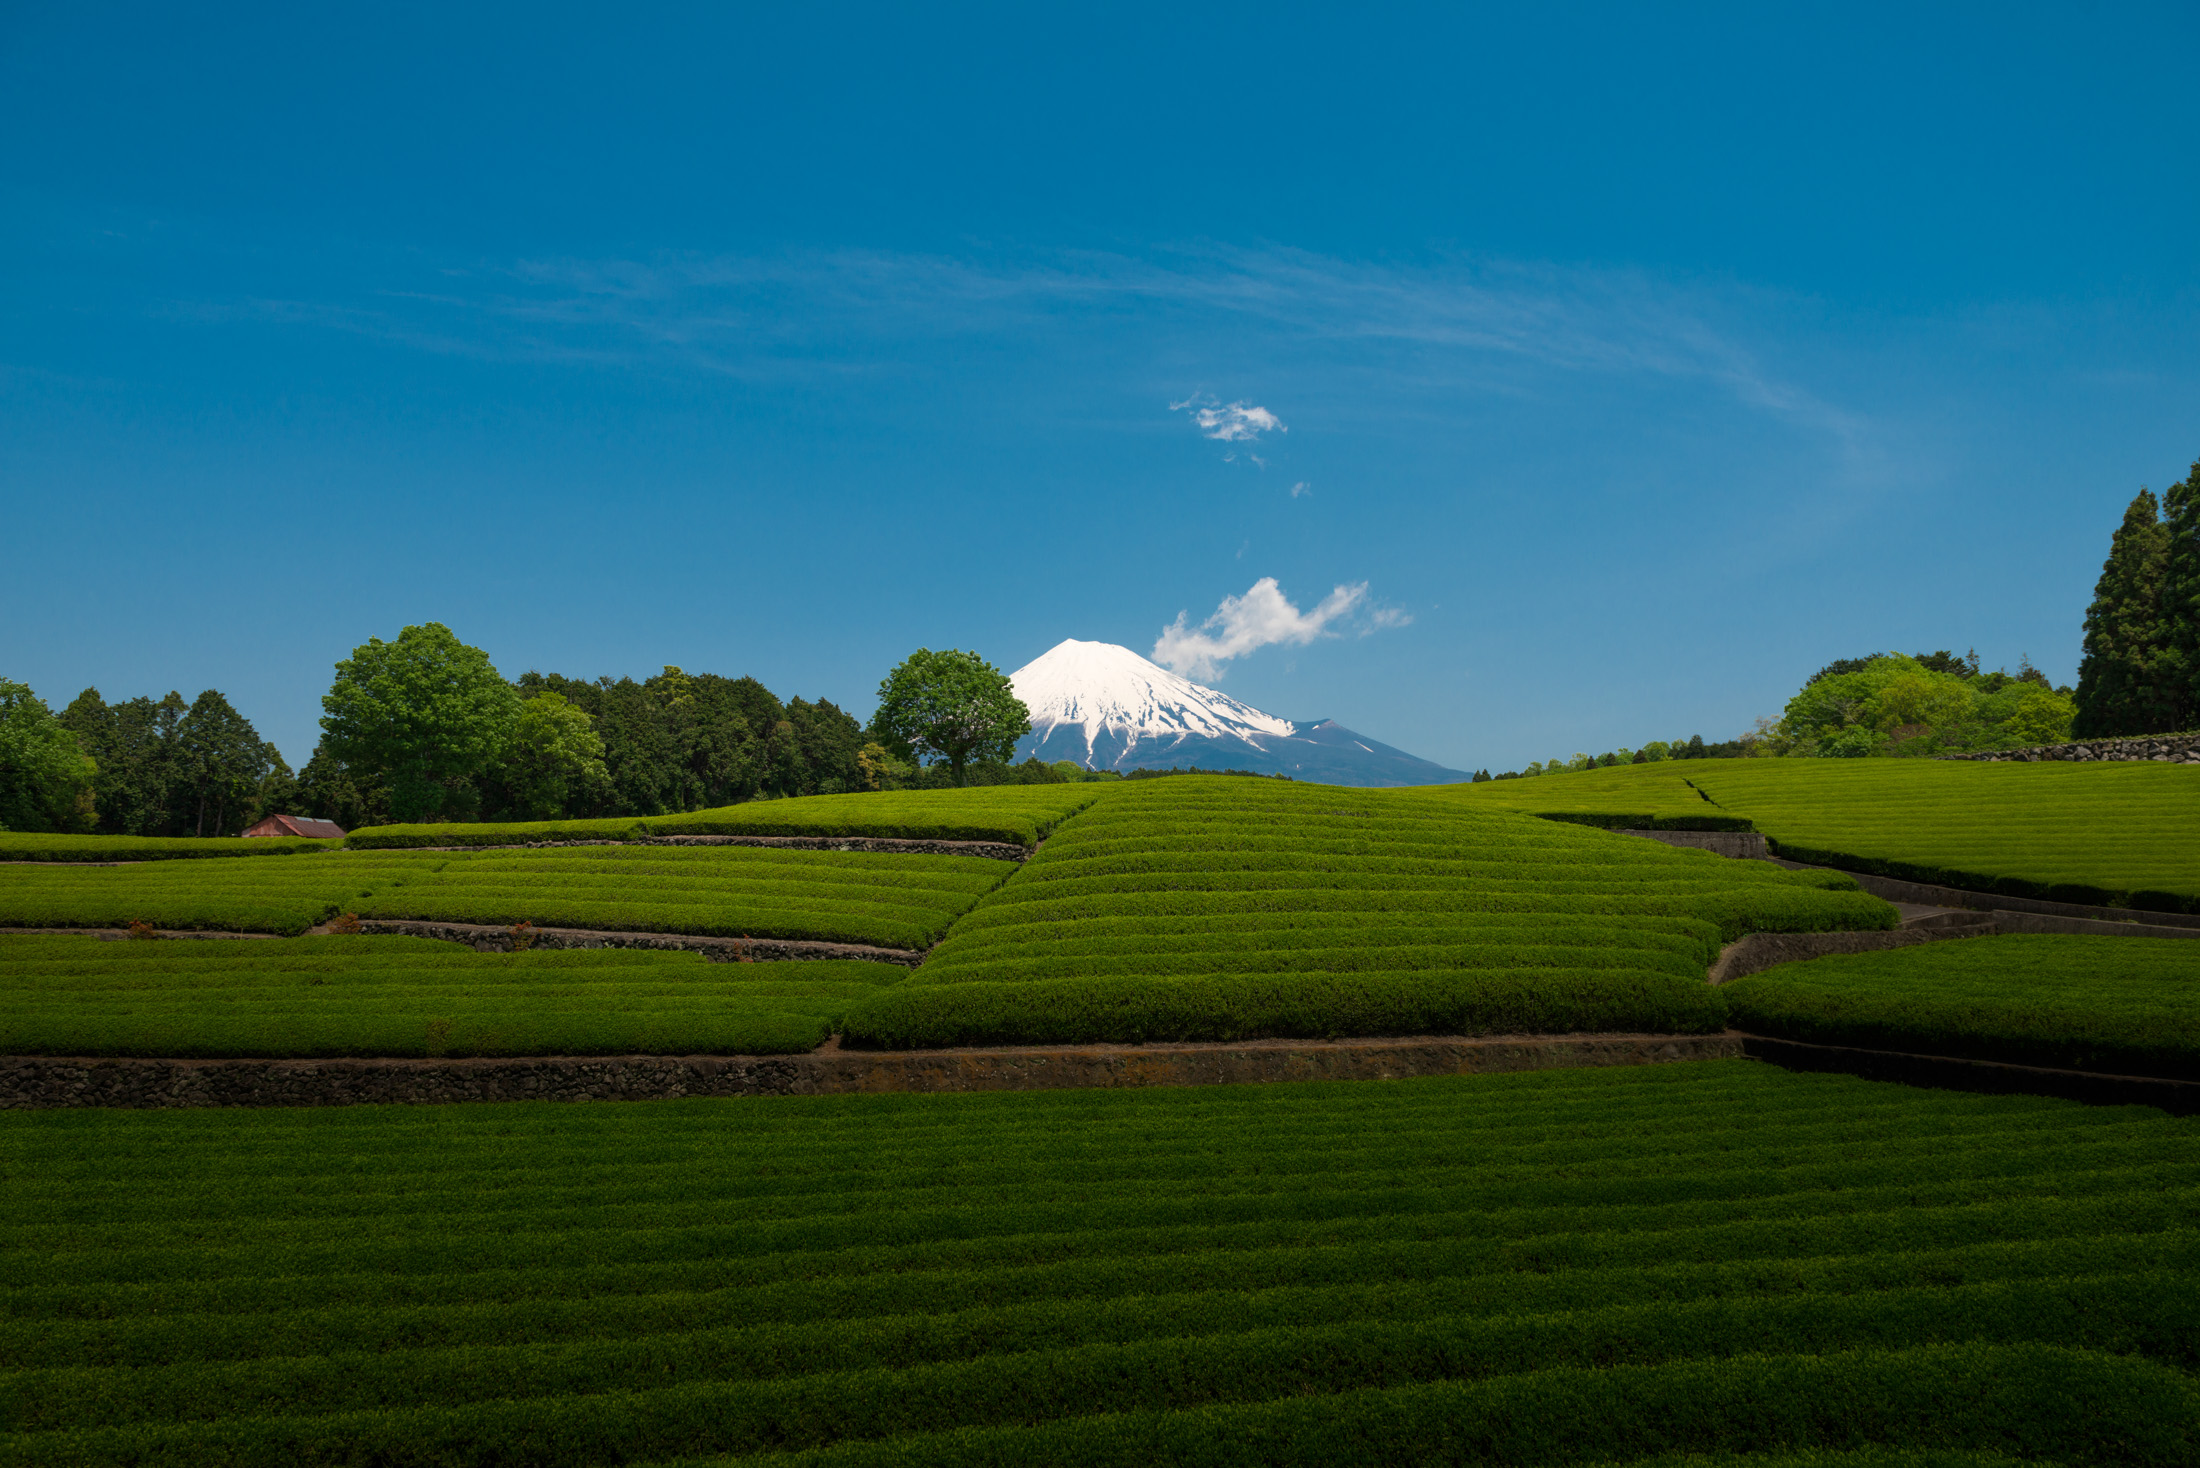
<box><xmin>2</xmin><ymin>1062</ymin><xmax>2193</xmax><ymax>1467</ymax></box>
<box><xmin>0</xmin><ymin>846</ymin><xmax>1016</xmax><ymax>950</ymax></box>
<box><xmin>845</xmin><ymin>778</ymin><xmax>1891</xmax><ymax>1047</ymax></box>
<box><xmin>1452</xmin><ymin>758</ymin><xmax>2200</xmax><ymax>910</ymax></box>
<box><xmin>1727</xmin><ymin>932</ymin><xmax>2200</xmax><ymax>1080</ymax></box>
<box><xmin>349</xmin><ymin>785</ymin><xmax>1112</xmax><ymax>850</ymax></box>
<box><xmin>0</xmin><ymin>935</ymin><xmax>906</xmax><ymax>1058</ymax></box>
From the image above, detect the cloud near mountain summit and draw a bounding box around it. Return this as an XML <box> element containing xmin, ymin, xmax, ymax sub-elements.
<box><xmin>1153</xmin><ymin>576</ymin><xmax>1400</xmax><ymax>680</ymax></box>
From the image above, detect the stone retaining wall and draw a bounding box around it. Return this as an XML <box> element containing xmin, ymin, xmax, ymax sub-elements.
<box><xmin>350</xmin><ymin>919</ymin><xmax>925</xmax><ymax>965</ymax></box>
<box><xmin>0</xmin><ymin>1033</ymin><xmax>1743</xmax><ymax>1108</ymax></box>
<box><xmin>1942</xmin><ymin>733</ymin><xmax>2200</xmax><ymax>763</ymax></box>
<box><xmin>1620</xmin><ymin>830</ymin><xmax>1770</xmax><ymax>860</ymax></box>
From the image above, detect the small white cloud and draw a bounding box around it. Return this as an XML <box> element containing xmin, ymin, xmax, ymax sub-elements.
<box><xmin>1365</xmin><ymin>606</ymin><xmax>1413</xmax><ymax>633</ymax></box>
<box><xmin>1170</xmin><ymin>395</ymin><xmax>1286</xmax><ymax>443</ymax></box>
<box><xmin>1153</xmin><ymin>576</ymin><xmax>1369</xmax><ymax>680</ymax></box>
<box><xmin>1289</xmin><ymin>481</ymin><xmax>1311</xmax><ymax>498</ymax></box>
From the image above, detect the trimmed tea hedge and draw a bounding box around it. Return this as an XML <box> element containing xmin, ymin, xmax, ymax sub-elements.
<box><xmin>841</xmin><ymin>967</ymin><xmax>1727</xmax><ymax>1048</ymax></box>
<box><xmin>349</xmin><ymin>787</ymin><xmax>1119</xmax><ymax>851</ymax></box>
<box><xmin>0</xmin><ymin>846</ymin><xmax>1016</xmax><ymax>949</ymax></box>
<box><xmin>858</xmin><ymin>778</ymin><xmax>1892</xmax><ymax>1047</ymax></box>
<box><xmin>0</xmin><ymin>934</ymin><xmax>906</xmax><ymax>1058</ymax></box>
<box><xmin>0</xmin><ymin>834</ymin><xmax>340</xmax><ymax>863</ymax></box>
<box><xmin>1725</xmin><ymin>933</ymin><xmax>2200</xmax><ymax>1079</ymax></box>
<box><xmin>0</xmin><ymin>1062</ymin><xmax>2193</xmax><ymax>1464</ymax></box>
<box><xmin>1447</xmin><ymin>759</ymin><xmax>2200</xmax><ymax>911</ymax></box>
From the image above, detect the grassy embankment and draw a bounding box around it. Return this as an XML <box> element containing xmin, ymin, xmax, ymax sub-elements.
<box><xmin>0</xmin><ymin>935</ymin><xmax>905</xmax><ymax>1058</ymax></box>
<box><xmin>841</xmin><ymin>778</ymin><xmax>1889</xmax><ymax>1048</ymax></box>
<box><xmin>1445</xmin><ymin>758</ymin><xmax>2200</xmax><ymax>911</ymax></box>
<box><xmin>0</xmin><ymin>1063</ymin><xmax>2193</xmax><ymax>1466</ymax></box>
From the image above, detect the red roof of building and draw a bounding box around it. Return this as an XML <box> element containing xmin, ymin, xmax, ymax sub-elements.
<box><xmin>242</xmin><ymin>814</ymin><xmax>347</xmax><ymax>840</ymax></box>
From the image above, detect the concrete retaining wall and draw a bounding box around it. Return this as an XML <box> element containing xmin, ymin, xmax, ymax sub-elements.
<box><xmin>0</xmin><ymin>1032</ymin><xmax>1743</xmax><ymax>1109</ymax></box>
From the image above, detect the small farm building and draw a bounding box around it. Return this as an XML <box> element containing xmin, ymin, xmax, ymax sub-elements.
<box><xmin>241</xmin><ymin>814</ymin><xmax>347</xmax><ymax>839</ymax></box>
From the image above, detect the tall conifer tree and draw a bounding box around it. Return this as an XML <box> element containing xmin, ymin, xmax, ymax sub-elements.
<box><xmin>2162</xmin><ymin>458</ymin><xmax>2200</xmax><ymax>731</ymax></box>
<box><xmin>2072</xmin><ymin>489</ymin><xmax>2173</xmax><ymax>736</ymax></box>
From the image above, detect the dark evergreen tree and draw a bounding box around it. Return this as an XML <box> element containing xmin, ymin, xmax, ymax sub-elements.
<box><xmin>2163</xmin><ymin>459</ymin><xmax>2200</xmax><ymax>731</ymax></box>
<box><xmin>295</xmin><ymin>743</ymin><xmax>390</xmax><ymax>831</ymax></box>
<box><xmin>174</xmin><ymin>690</ymin><xmax>274</xmax><ymax>837</ymax></box>
<box><xmin>2072</xmin><ymin>488</ymin><xmax>2177</xmax><ymax>737</ymax></box>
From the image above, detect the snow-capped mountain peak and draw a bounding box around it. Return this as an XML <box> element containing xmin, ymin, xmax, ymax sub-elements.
<box><xmin>1007</xmin><ymin>639</ymin><xmax>1470</xmax><ymax>786</ymax></box>
<box><xmin>1011</xmin><ymin>640</ymin><xmax>1292</xmax><ymax>762</ymax></box>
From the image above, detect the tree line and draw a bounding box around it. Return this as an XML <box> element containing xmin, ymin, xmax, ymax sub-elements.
<box><xmin>0</xmin><ymin>629</ymin><xmax>1081</xmax><ymax>835</ymax></box>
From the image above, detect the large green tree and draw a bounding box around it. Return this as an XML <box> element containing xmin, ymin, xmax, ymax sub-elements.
<box><xmin>482</xmin><ymin>692</ymin><xmax>610</xmax><ymax>820</ymax></box>
<box><xmin>870</xmin><ymin>649</ymin><xmax>1030</xmax><ymax>787</ymax></box>
<box><xmin>2072</xmin><ymin>488</ymin><xmax>2177</xmax><ymax>737</ymax></box>
<box><xmin>321</xmin><ymin>624</ymin><xmax>522</xmax><ymax>822</ymax></box>
<box><xmin>2162</xmin><ymin>458</ymin><xmax>2200</xmax><ymax>731</ymax></box>
<box><xmin>0</xmin><ymin>678</ymin><xmax>97</xmax><ymax>832</ymax></box>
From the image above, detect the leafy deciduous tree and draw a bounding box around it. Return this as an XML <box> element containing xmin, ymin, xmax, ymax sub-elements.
<box><xmin>0</xmin><ymin>678</ymin><xmax>97</xmax><ymax>832</ymax></box>
<box><xmin>870</xmin><ymin>649</ymin><xmax>1031</xmax><ymax>788</ymax></box>
<box><xmin>321</xmin><ymin>623</ymin><xmax>522</xmax><ymax>823</ymax></box>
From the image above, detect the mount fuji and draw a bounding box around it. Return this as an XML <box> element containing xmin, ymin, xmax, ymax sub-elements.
<box><xmin>1009</xmin><ymin>640</ymin><xmax>1472</xmax><ymax>787</ymax></box>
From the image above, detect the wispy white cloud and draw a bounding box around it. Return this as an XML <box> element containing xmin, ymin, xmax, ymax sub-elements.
<box><xmin>1154</xmin><ymin>576</ymin><xmax>1400</xmax><ymax>680</ymax></box>
<box><xmin>1289</xmin><ymin>481</ymin><xmax>1311</xmax><ymax>498</ymax></box>
<box><xmin>1171</xmin><ymin>395</ymin><xmax>1285</xmax><ymax>442</ymax></box>
<box><xmin>203</xmin><ymin>240</ymin><xmax>1868</xmax><ymax>448</ymax></box>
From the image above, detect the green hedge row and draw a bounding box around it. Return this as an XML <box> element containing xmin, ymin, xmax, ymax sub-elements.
<box><xmin>904</xmin><ymin>940</ymin><xmax>1715</xmax><ymax>986</ymax></box>
<box><xmin>0</xmin><ymin>936</ymin><xmax>906</xmax><ymax>1057</ymax></box>
<box><xmin>1725</xmin><ymin>933</ymin><xmax>2200</xmax><ymax>1079</ymax></box>
<box><xmin>346</xmin><ymin>787</ymin><xmax>1120</xmax><ymax>852</ymax></box>
<box><xmin>0</xmin><ymin>834</ymin><xmax>341</xmax><ymax>862</ymax></box>
<box><xmin>942</xmin><ymin>886</ymin><xmax>1896</xmax><ymax>946</ymax></box>
<box><xmin>841</xmin><ymin>968</ymin><xmax>1729</xmax><ymax>1047</ymax></box>
<box><xmin>0</xmin><ymin>845</ymin><xmax>1014</xmax><ymax>950</ymax></box>
<box><xmin>1768</xmin><ymin>838</ymin><xmax>2200</xmax><ymax>914</ymax></box>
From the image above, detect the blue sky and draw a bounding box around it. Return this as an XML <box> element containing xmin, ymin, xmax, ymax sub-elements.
<box><xmin>4</xmin><ymin>2</ymin><xmax>2196</xmax><ymax>774</ymax></box>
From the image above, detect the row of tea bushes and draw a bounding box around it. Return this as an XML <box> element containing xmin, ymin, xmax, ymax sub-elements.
<box><xmin>1726</xmin><ymin>933</ymin><xmax>2200</xmax><ymax>1079</ymax></box>
<box><xmin>0</xmin><ymin>935</ymin><xmax>905</xmax><ymax>1058</ymax></box>
<box><xmin>0</xmin><ymin>846</ymin><xmax>1016</xmax><ymax>950</ymax></box>
<box><xmin>1446</xmin><ymin>759</ymin><xmax>2200</xmax><ymax>911</ymax></box>
<box><xmin>347</xmin><ymin>786</ymin><xmax>1118</xmax><ymax>851</ymax></box>
<box><xmin>0</xmin><ymin>834</ymin><xmax>339</xmax><ymax>863</ymax></box>
<box><xmin>0</xmin><ymin>1063</ymin><xmax>2191</xmax><ymax>1464</ymax></box>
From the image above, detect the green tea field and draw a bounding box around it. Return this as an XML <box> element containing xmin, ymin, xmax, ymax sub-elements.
<box><xmin>1448</xmin><ymin>758</ymin><xmax>2200</xmax><ymax>910</ymax></box>
<box><xmin>1726</xmin><ymin>933</ymin><xmax>2200</xmax><ymax>1080</ymax></box>
<box><xmin>1</xmin><ymin>1063</ymin><xmax>2193</xmax><ymax>1467</ymax></box>
<box><xmin>848</xmin><ymin>777</ymin><xmax>1887</xmax><ymax>1047</ymax></box>
<box><xmin>0</xmin><ymin>935</ymin><xmax>905</xmax><ymax>1058</ymax></box>
<box><xmin>0</xmin><ymin>845</ymin><xmax>1017</xmax><ymax>949</ymax></box>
